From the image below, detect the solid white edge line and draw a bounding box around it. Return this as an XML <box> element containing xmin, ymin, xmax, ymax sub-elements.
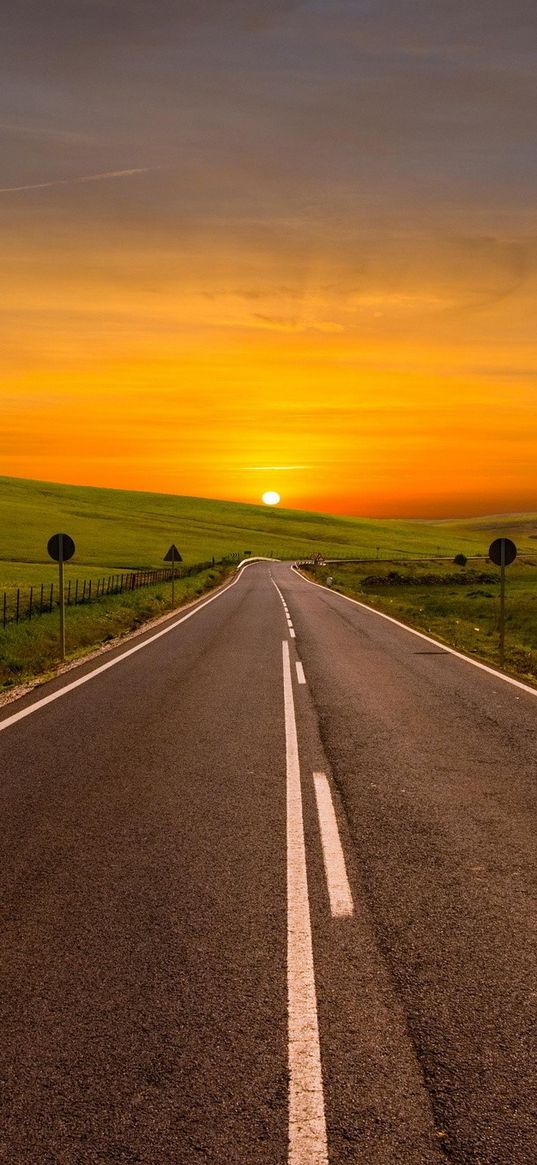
<box><xmin>313</xmin><ymin>772</ymin><xmax>354</xmax><ymax>918</ymax></box>
<box><xmin>283</xmin><ymin>640</ymin><xmax>328</xmax><ymax>1165</ymax></box>
<box><xmin>296</xmin><ymin>661</ymin><xmax>306</xmax><ymax>685</ymax></box>
<box><xmin>0</xmin><ymin>571</ymin><xmax>244</xmax><ymax>734</ymax></box>
<box><xmin>293</xmin><ymin>566</ymin><xmax>537</xmax><ymax>699</ymax></box>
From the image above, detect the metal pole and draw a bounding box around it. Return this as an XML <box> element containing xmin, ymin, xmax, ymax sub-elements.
<box><xmin>499</xmin><ymin>540</ymin><xmax>506</xmax><ymax>668</ymax></box>
<box><xmin>59</xmin><ymin>534</ymin><xmax>66</xmax><ymax>661</ymax></box>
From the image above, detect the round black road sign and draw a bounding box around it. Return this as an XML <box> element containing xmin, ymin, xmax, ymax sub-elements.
<box><xmin>489</xmin><ymin>537</ymin><xmax>517</xmax><ymax>567</ymax></box>
<box><xmin>47</xmin><ymin>533</ymin><xmax>75</xmax><ymax>563</ymax></box>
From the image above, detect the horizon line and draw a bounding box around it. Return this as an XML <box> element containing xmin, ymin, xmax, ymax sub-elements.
<box><xmin>1</xmin><ymin>472</ymin><xmax>536</xmax><ymax>524</ymax></box>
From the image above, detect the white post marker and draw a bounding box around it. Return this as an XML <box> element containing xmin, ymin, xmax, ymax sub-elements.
<box><xmin>283</xmin><ymin>640</ymin><xmax>328</xmax><ymax>1165</ymax></box>
<box><xmin>313</xmin><ymin>773</ymin><xmax>354</xmax><ymax>918</ymax></box>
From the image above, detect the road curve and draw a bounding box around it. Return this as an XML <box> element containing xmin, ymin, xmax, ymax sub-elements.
<box><xmin>1</xmin><ymin>561</ymin><xmax>535</xmax><ymax>1164</ymax></box>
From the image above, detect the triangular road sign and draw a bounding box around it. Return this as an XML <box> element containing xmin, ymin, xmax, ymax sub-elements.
<box><xmin>164</xmin><ymin>544</ymin><xmax>183</xmax><ymax>562</ymax></box>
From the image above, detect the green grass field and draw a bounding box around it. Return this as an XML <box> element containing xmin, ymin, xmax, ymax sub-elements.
<box><xmin>0</xmin><ymin>565</ymin><xmax>231</xmax><ymax>690</ymax></box>
<box><xmin>1</xmin><ymin>474</ymin><xmax>537</xmax><ymax>690</ymax></box>
<box><xmin>2</xmin><ymin>474</ymin><xmax>537</xmax><ymax>594</ymax></box>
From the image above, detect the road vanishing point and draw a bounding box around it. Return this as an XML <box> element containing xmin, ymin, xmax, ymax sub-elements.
<box><xmin>1</xmin><ymin>561</ymin><xmax>536</xmax><ymax>1164</ymax></box>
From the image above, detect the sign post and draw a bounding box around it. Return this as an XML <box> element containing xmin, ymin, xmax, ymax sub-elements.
<box><xmin>47</xmin><ymin>533</ymin><xmax>76</xmax><ymax>661</ymax></box>
<box><xmin>164</xmin><ymin>544</ymin><xmax>183</xmax><ymax>608</ymax></box>
<box><xmin>488</xmin><ymin>538</ymin><xmax>517</xmax><ymax>667</ymax></box>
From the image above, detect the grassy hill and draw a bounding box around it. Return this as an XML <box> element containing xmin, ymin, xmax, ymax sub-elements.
<box><xmin>1</xmin><ymin>475</ymin><xmax>536</xmax><ymax>593</ymax></box>
<box><xmin>1</xmin><ymin>475</ymin><xmax>536</xmax><ymax>690</ymax></box>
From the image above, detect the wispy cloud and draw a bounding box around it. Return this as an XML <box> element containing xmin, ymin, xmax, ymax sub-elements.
<box><xmin>0</xmin><ymin>168</ymin><xmax>152</xmax><ymax>194</ymax></box>
<box><xmin>244</xmin><ymin>465</ymin><xmax>314</xmax><ymax>471</ymax></box>
<box><xmin>252</xmin><ymin>313</ymin><xmax>344</xmax><ymax>334</ymax></box>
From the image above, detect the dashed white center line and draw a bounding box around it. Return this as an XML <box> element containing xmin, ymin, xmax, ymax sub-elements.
<box><xmin>272</xmin><ymin>579</ymin><xmax>297</xmax><ymax>640</ymax></box>
<box><xmin>313</xmin><ymin>772</ymin><xmax>354</xmax><ymax>918</ymax></box>
<box><xmin>283</xmin><ymin>641</ymin><xmax>328</xmax><ymax>1165</ymax></box>
<box><xmin>295</xmin><ymin>661</ymin><xmax>306</xmax><ymax>685</ymax></box>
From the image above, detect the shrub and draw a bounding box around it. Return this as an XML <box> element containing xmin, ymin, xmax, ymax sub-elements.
<box><xmin>454</xmin><ymin>553</ymin><xmax>468</xmax><ymax>566</ymax></box>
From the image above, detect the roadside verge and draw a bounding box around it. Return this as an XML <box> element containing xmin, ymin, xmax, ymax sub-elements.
<box><xmin>293</xmin><ymin>565</ymin><xmax>537</xmax><ymax>698</ymax></box>
<box><xmin>0</xmin><ymin>565</ymin><xmax>234</xmax><ymax>710</ymax></box>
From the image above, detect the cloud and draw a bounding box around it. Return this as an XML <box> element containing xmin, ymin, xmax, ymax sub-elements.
<box><xmin>0</xmin><ymin>121</ymin><xmax>96</xmax><ymax>143</ymax></box>
<box><xmin>0</xmin><ymin>168</ymin><xmax>152</xmax><ymax>194</ymax></box>
<box><xmin>0</xmin><ymin>1</ymin><xmax>305</xmax><ymax>59</ymax></box>
<box><xmin>243</xmin><ymin>464</ymin><xmax>314</xmax><ymax>471</ymax></box>
<box><xmin>252</xmin><ymin>313</ymin><xmax>343</xmax><ymax>334</ymax></box>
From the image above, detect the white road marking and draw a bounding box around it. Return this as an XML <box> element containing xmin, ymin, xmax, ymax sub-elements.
<box><xmin>272</xmin><ymin>579</ymin><xmax>297</xmax><ymax>640</ymax></box>
<box><xmin>296</xmin><ymin>661</ymin><xmax>306</xmax><ymax>685</ymax></box>
<box><xmin>293</xmin><ymin>566</ymin><xmax>537</xmax><ymax>700</ymax></box>
<box><xmin>0</xmin><ymin>571</ymin><xmax>245</xmax><ymax>734</ymax></box>
<box><xmin>283</xmin><ymin>641</ymin><xmax>328</xmax><ymax>1165</ymax></box>
<box><xmin>313</xmin><ymin>772</ymin><xmax>354</xmax><ymax>918</ymax></box>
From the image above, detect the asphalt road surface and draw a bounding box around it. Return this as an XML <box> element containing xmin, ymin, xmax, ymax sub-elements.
<box><xmin>1</xmin><ymin>561</ymin><xmax>536</xmax><ymax>1164</ymax></box>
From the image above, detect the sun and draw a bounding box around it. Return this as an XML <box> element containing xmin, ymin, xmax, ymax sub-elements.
<box><xmin>262</xmin><ymin>490</ymin><xmax>281</xmax><ymax>506</ymax></box>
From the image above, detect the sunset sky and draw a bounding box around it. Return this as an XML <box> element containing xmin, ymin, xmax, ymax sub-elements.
<box><xmin>1</xmin><ymin>1</ymin><xmax>536</xmax><ymax>516</ymax></box>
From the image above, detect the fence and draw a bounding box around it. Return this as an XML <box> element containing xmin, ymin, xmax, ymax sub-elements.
<box><xmin>1</xmin><ymin>560</ymin><xmax>216</xmax><ymax>630</ymax></box>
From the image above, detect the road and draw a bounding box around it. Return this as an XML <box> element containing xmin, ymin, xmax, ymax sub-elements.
<box><xmin>1</xmin><ymin>561</ymin><xmax>536</xmax><ymax>1164</ymax></box>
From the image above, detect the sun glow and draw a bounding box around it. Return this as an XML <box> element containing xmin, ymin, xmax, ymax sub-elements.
<box><xmin>262</xmin><ymin>491</ymin><xmax>281</xmax><ymax>506</ymax></box>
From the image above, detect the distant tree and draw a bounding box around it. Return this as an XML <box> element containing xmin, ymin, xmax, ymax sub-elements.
<box><xmin>454</xmin><ymin>553</ymin><xmax>468</xmax><ymax>566</ymax></box>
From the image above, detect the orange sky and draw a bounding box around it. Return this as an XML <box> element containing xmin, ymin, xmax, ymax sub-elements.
<box><xmin>1</xmin><ymin>2</ymin><xmax>536</xmax><ymax>517</ymax></box>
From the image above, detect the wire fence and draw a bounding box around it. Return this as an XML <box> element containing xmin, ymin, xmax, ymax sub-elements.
<box><xmin>2</xmin><ymin>560</ymin><xmax>216</xmax><ymax>630</ymax></box>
